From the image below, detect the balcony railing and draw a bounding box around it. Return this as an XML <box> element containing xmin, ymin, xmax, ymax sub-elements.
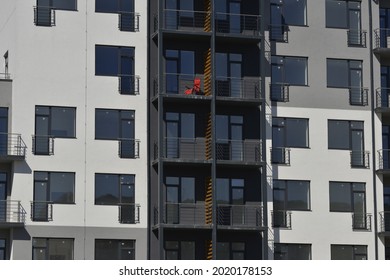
<box><xmin>215</xmin><ymin>13</ymin><xmax>261</xmax><ymax>36</ymax></box>
<box><xmin>379</xmin><ymin>211</ymin><xmax>390</xmax><ymax>233</ymax></box>
<box><xmin>217</xmin><ymin>204</ymin><xmax>263</xmax><ymax>228</ymax></box>
<box><xmin>376</xmin><ymin>88</ymin><xmax>390</xmax><ymax>109</ymax></box>
<box><xmin>118</xmin><ymin>12</ymin><xmax>140</xmax><ymax>32</ymax></box>
<box><xmin>0</xmin><ymin>73</ymin><xmax>10</xmax><ymax>80</ymax></box>
<box><xmin>349</xmin><ymin>87</ymin><xmax>368</xmax><ymax>106</ymax></box>
<box><xmin>118</xmin><ymin>139</ymin><xmax>140</xmax><ymax>159</ymax></box>
<box><xmin>347</xmin><ymin>29</ymin><xmax>367</xmax><ymax>48</ymax></box>
<box><xmin>216</xmin><ymin>139</ymin><xmax>262</xmax><ymax>163</ymax></box>
<box><xmin>350</xmin><ymin>151</ymin><xmax>370</xmax><ymax>168</ymax></box>
<box><xmin>158</xmin><ymin>73</ymin><xmax>208</xmax><ymax>96</ymax></box>
<box><xmin>271</xmin><ymin>210</ymin><xmax>292</xmax><ymax>229</ymax></box>
<box><xmin>118</xmin><ymin>75</ymin><xmax>140</xmax><ymax>95</ymax></box>
<box><xmin>163</xmin><ymin>203</ymin><xmax>209</xmax><ymax>226</ymax></box>
<box><xmin>271</xmin><ymin>147</ymin><xmax>291</xmax><ymax>165</ymax></box>
<box><xmin>270</xmin><ymin>83</ymin><xmax>289</xmax><ymax>102</ymax></box>
<box><xmin>374</xmin><ymin>28</ymin><xmax>390</xmax><ymax>49</ymax></box>
<box><xmin>33</xmin><ymin>6</ymin><xmax>55</xmax><ymax>27</ymax></box>
<box><xmin>0</xmin><ymin>133</ymin><xmax>27</xmax><ymax>159</ymax></box>
<box><xmin>269</xmin><ymin>25</ymin><xmax>288</xmax><ymax>42</ymax></box>
<box><xmin>352</xmin><ymin>213</ymin><xmax>371</xmax><ymax>231</ymax></box>
<box><xmin>163</xmin><ymin>137</ymin><xmax>208</xmax><ymax>161</ymax></box>
<box><xmin>118</xmin><ymin>203</ymin><xmax>140</xmax><ymax>224</ymax></box>
<box><xmin>30</xmin><ymin>201</ymin><xmax>53</xmax><ymax>222</ymax></box>
<box><xmin>215</xmin><ymin>77</ymin><xmax>261</xmax><ymax>100</ymax></box>
<box><xmin>377</xmin><ymin>149</ymin><xmax>390</xmax><ymax>170</ymax></box>
<box><xmin>163</xmin><ymin>9</ymin><xmax>211</xmax><ymax>31</ymax></box>
<box><xmin>32</xmin><ymin>135</ymin><xmax>54</xmax><ymax>155</ymax></box>
<box><xmin>0</xmin><ymin>200</ymin><xmax>26</xmax><ymax>224</ymax></box>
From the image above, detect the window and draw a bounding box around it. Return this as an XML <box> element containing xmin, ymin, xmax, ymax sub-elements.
<box><xmin>217</xmin><ymin>242</ymin><xmax>245</xmax><ymax>260</ymax></box>
<box><xmin>165</xmin><ymin>112</ymin><xmax>195</xmax><ymax>158</ymax></box>
<box><xmin>327</xmin><ymin>59</ymin><xmax>362</xmax><ymax>89</ymax></box>
<box><xmin>95</xmin><ymin>45</ymin><xmax>136</xmax><ymax>94</ymax></box>
<box><xmin>0</xmin><ymin>108</ymin><xmax>8</xmax><ymax>156</ymax></box>
<box><xmin>165</xmin><ymin>241</ymin><xmax>195</xmax><ymax>260</ymax></box>
<box><xmin>216</xmin><ymin>115</ymin><xmax>244</xmax><ymax>160</ymax></box>
<box><xmin>215</xmin><ymin>53</ymin><xmax>243</xmax><ymax>97</ymax></box>
<box><xmin>328</xmin><ymin>120</ymin><xmax>363</xmax><ymax>150</ymax></box>
<box><xmin>34</xmin><ymin>171</ymin><xmax>75</xmax><ymax>204</ymax></box>
<box><xmin>35</xmin><ymin>0</ymin><xmax>77</xmax><ymax>26</ymax></box>
<box><xmin>32</xmin><ymin>238</ymin><xmax>74</xmax><ymax>260</ymax></box>
<box><xmin>271</xmin><ymin>56</ymin><xmax>308</xmax><ymax>86</ymax></box>
<box><xmin>38</xmin><ymin>0</ymin><xmax>77</xmax><ymax>11</ymax></box>
<box><xmin>95</xmin><ymin>239</ymin><xmax>135</xmax><ymax>260</ymax></box>
<box><xmin>35</xmin><ymin>106</ymin><xmax>76</xmax><ymax>138</ymax></box>
<box><xmin>273</xmin><ymin>180</ymin><xmax>310</xmax><ymax>211</ymax></box>
<box><xmin>331</xmin><ymin>245</ymin><xmax>367</xmax><ymax>260</ymax></box>
<box><xmin>166</xmin><ymin>176</ymin><xmax>195</xmax><ymax>223</ymax></box>
<box><xmin>274</xmin><ymin>243</ymin><xmax>311</xmax><ymax>260</ymax></box>
<box><xmin>272</xmin><ymin>117</ymin><xmax>309</xmax><ymax>148</ymax></box>
<box><xmin>95</xmin><ymin>173</ymin><xmax>134</xmax><ymax>205</ymax></box>
<box><xmin>96</xmin><ymin>0</ymin><xmax>136</xmax><ymax>31</ymax></box>
<box><xmin>271</xmin><ymin>0</ymin><xmax>307</xmax><ymax>26</ymax></box>
<box><xmin>165</xmin><ymin>50</ymin><xmax>195</xmax><ymax>95</ymax></box>
<box><xmin>0</xmin><ymin>239</ymin><xmax>5</xmax><ymax>260</ymax></box>
<box><xmin>329</xmin><ymin>182</ymin><xmax>365</xmax><ymax>212</ymax></box>
<box><xmin>326</xmin><ymin>0</ymin><xmax>361</xmax><ymax>29</ymax></box>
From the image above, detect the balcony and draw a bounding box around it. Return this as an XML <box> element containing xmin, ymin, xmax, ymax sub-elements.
<box><xmin>377</xmin><ymin>149</ymin><xmax>390</xmax><ymax>173</ymax></box>
<box><xmin>161</xmin><ymin>9</ymin><xmax>211</xmax><ymax>33</ymax></box>
<box><xmin>347</xmin><ymin>29</ymin><xmax>367</xmax><ymax>48</ymax></box>
<box><xmin>118</xmin><ymin>138</ymin><xmax>140</xmax><ymax>159</ymax></box>
<box><xmin>215</xmin><ymin>13</ymin><xmax>261</xmax><ymax>37</ymax></box>
<box><xmin>30</xmin><ymin>201</ymin><xmax>53</xmax><ymax>222</ymax></box>
<box><xmin>158</xmin><ymin>137</ymin><xmax>209</xmax><ymax>163</ymax></box>
<box><xmin>349</xmin><ymin>87</ymin><xmax>368</xmax><ymax>106</ymax></box>
<box><xmin>0</xmin><ymin>200</ymin><xmax>26</xmax><ymax>227</ymax></box>
<box><xmin>375</xmin><ymin>88</ymin><xmax>390</xmax><ymax>113</ymax></box>
<box><xmin>374</xmin><ymin>28</ymin><xmax>390</xmax><ymax>62</ymax></box>
<box><xmin>158</xmin><ymin>203</ymin><xmax>211</xmax><ymax>228</ymax></box>
<box><xmin>352</xmin><ymin>213</ymin><xmax>371</xmax><ymax>231</ymax></box>
<box><xmin>271</xmin><ymin>210</ymin><xmax>292</xmax><ymax>229</ymax></box>
<box><xmin>271</xmin><ymin>147</ymin><xmax>291</xmax><ymax>165</ymax></box>
<box><xmin>270</xmin><ymin>83</ymin><xmax>289</xmax><ymax>102</ymax></box>
<box><xmin>118</xmin><ymin>75</ymin><xmax>140</xmax><ymax>95</ymax></box>
<box><xmin>118</xmin><ymin>203</ymin><xmax>140</xmax><ymax>224</ymax></box>
<box><xmin>32</xmin><ymin>135</ymin><xmax>54</xmax><ymax>155</ymax></box>
<box><xmin>215</xmin><ymin>77</ymin><xmax>261</xmax><ymax>102</ymax></box>
<box><xmin>0</xmin><ymin>133</ymin><xmax>27</xmax><ymax>161</ymax></box>
<box><xmin>118</xmin><ymin>12</ymin><xmax>140</xmax><ymax>32</ymax></box>
<box><xmin>269</xmin><ymin>25</ymin><xmax>288</xmax><ymax>42</ymax></box>
<box><xmin>33</xmin><ymin>6</ymin><xmax>55</xmax><ymax>27</ymax></box>
<box><xmin>216</xmin><ymin>204</ymin><xmax>263</xmax><ymax>229</ymax></box>
<box><xmin>379</xmin><ymin>211</ymin><xmax>390</xmax><ymax>234</ymax></box>
<box><xmin>350</xmin><ymin>151</ymin><xmax>370</xmax><ymax>168</ymax></box>
<box><xmin>216</xmin><ymin>139</ymin><xmax>262</xmax><ymax>165</ymax></box>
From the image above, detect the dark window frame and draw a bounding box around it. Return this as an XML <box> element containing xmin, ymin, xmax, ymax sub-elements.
<box><xmin>95</xmin><ymin>45</ymin><xmax>135</xmax><ymax>77</ymax></box>
<box><xmin>95</xmin><ymin>108</ymin><xmax>135</xmax><ymax>140</ymax></box>
<box><xmin>32</xmin><ymin>238</ymin><xmax>74</xmax><ymax>260</ymax></box>
<box><xmin>33</xmin><ymin>171</ymin><xmax>75</xmax><ymax>204</ymax></box>
<box><xmin>326</xmin><ymin>58</ymin><xmax>363</xmax><ymax>89</ymax></box>
<box><xmin>331</xmin><ymin>244</ymin><xmax>367</xmax><ymax>260</ymax></box>
<box><xmin>0</xmin><ymin>239</ymin><xmax>6</xmax><ymax>260</ymax></box>
<box><xmin>35</xmin><ymin>105</ymin><xmax>76</xmax><ymax>138</ymax></box>
<box><xmin>95</xmin><ymin>0</ymin><xmax>134</xmax><ymax>14</ymax></box>
<box><xmin>216</xmin><ymin>241</ymin><xmax>246</xmax><ymax>260</ymax></box>
<box><xmin>270</xmin><ymin>0</ymin><xmax>308</xmax><ymax>27</ymax></box>
<box><xmin>272</xmin><ymin>117</ymin><xmax>310</xmax><ymax>148</ymax></box>
<box><xmin>95</xmin><ymin>239</ymin><xmax>135</xmax><ymax>260</ymax></box>
<box><xmin>325</xmin><ymin>0</ymin><xmax>361</xmax><ymax>29</ymax></box>
<box><xmin>274</xmin><ymin>243</ymin><xmax>311</xmax><ymax>260</ymax></box>
<box><xmin>328</xmin><ymin>119</ymin><xmax>364</xmax><ymax>150</ymax></box>
<box><xmin>165</xmin><ymin>240</ymin><xmax>195</xmax><ymax>260</ymax></box>
<box><xmin>273</xmin><ymin>180</ymin><xmax>311</xmax><ymax>211</ymax></box>
<box><xmin>271</xmin><ymin>56</ymin><xmax>308</xmax><ymax>86</ymax></box>
<box><xmin>37</xmin><ymin>0</ymin><xmax>78</xmax><ymax>11</ymax></box>
<box><xmin>94</xmin><ymin>173</ymin><xmax>135</xmax><ymax>206</ymax></box>
<box><xmin>329</xmin><ymin>181</ymin><xmax>366</xmax><ymax>213</ymax></box>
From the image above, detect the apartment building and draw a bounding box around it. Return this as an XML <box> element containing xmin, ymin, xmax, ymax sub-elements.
<box><xmin>0</xmin><ymin>0</ymin><xmax>148</xmax><ymax>259</ymax></box>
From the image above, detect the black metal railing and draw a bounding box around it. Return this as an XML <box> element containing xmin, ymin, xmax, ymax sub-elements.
<box><xmin>0</xmin><ymin>73</ymin><xmax>10</xmax><ymax>80</ymax></box>
<box><xmin>379</xmin><ymin>211</ymin><xmax>390</xmax><ymax>232</ymax></box>
<box><xmin>376</xmin><ymin>88</ymin><xmax>390</xmax><ymax>109</ymax></box>
<box><xmin>162</xmin><ymin>73</ymin><xmax>207</xmax><ymax>96</ymax></box>
<box><xmin>349</xmin><ymin>87</ymin><xmax>368</xmax><ymax>106</ymax></box>
<box><xmin>352</xmin><ymin>213</ymin><xmax>371</xmax><ymax>231</ymax></box>
<box><xmin>118</xmin><ymin>139</ymin><xmax>140</xmax><ymax>159</ymax></box>
<box><xmin>164</xmin><ymin>137</ymin><xmax>208</xmax><ymax>161</ymax></box>
<box><xmin>271</xmin><ymin>147</ymin><xmax>291</xmax><ymax>165</ymax></box>
<box><xmin>0</xmin><ymin>133</ymin><xmax>27</xmax><ymax>158</ymax></box>
<box><xmin>118</xmin><ymin>75</ymin><xmax>140</xmax><ymax>95</ymax></box>
<box><xmin>271</xmin><ymin>210</ymin><xmax>292</xmax><ymax>229</ymax></box>
<box><xmin>347</xmin><ymin>29</ymin><xmax>367</xmax><ymax>47</ymax></box>
<box><xmin>163</xmin><ymin>203</ymin><xmax>209</xmax><ymax>226</ymax></box>
<box><xmin>377</xmin><ymin>149</ymin><xmax>390</xmax><ymax>170</ymax></box>
<box><xmin>215</xmin><ymin>77</ymin><xmax>261</xmax><ymax>100</ymax></box>
<box><xmin>374</xmin><ymin>28</ymin><xmax>390</xmax><ymax>49</ymax></box>
<box><xmin>269</xmin><ymin>25</ymin><xmax>288</xmax><ymax>42</ymax></box>
<box><xmin>33</xmin><ymin>6</ymin><xmax>55</xmax><ymax>26</ymax></box>
<box><xmin>118</xmin><ymin>12</ymin><xmax>140</xmax><ymax>32</ymax></box>
<box><xmin>350</xmin><ymin>151</ymin><xmax>370</xmax><ymax>168</ymax></box>
<box><xmin>270</xmin><ymin>83</ymin><xmax>289</xmax><ymax>102</ymax></box>
<box><xmin>0</xmin><ymin>200</ymin><xmax>26</xmax><ymax>224</ymax></box>
<box><xmin>216</xmin><ymin>139</ymin><xmax>262</xmax><ymax>163</ymax></box>
<box><xmin>215</xmin><ymin>13</ymin><xmax>261</xmax><ymax>36</ymax></box>
<box><xmin>32</xmin><ymin>135</ymin><xmax>54</xmax><ymax>155</ymax></box>
<box><xmin>30</xmin><ymin>201</ymin><xmax>53</xmax><ymax>222</ymax></box>
<box><xmin>217</xmin><ymin>204</ymin><xmax>263</xmax><ymax>228</ymax></box>
<box><xmin>163</xmin><ymin>9</ymin><xmax>211</xmax><ymax>31</ymax></box>
<box><xmin>118</xmin><ymin>203</ymin><xmax>140</xmax><ymax>224</ymax></box>
<box><xmin>153</xmin><ymin>14</ymin><xmax>158</xmax><ymax>34</ymax></box>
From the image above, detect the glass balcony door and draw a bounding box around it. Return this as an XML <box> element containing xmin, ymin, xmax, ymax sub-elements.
<box><xmin>33</xmin><ymin>180</ymin><xmax>49</xmax><ymax>221</ymax></box>
<box><xmin>120</xmin><ymin>183</ymin><xmax>135</xmax><ymax>223</ymax></box>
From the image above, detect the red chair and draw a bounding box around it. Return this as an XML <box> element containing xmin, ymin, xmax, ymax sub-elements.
<box><xmin>185</xmin><ymin>77</ymin><xmax>202</xmax><ymax>95</ymax></box>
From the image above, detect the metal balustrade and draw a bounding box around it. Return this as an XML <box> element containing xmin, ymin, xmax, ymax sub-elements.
<box><xmin>118</xmin><ymin>139</ymin><xmax>140</xmax><ymax>159</ymax></box>
<box><xmin>374</xmin><ymin>28</ymin><xmax>390</xmax><ymax>49</ymax></box>
<box><xmin>347</xmin><ymin>29</ymin><xmax>367</xmax><ymax>47</ymax></box>
<box><xmin>0</xmin><ymin>133</ymin><xmax>27</xmax><ymax>159</ymax></box>
<box><xmin>118</xmin><ymin>12</ymin><xmax>140</xmax><ymax>32</ymax></box>
<box><xmin>378</xmin><ymin>149</ymin><xmax>390</xmax><ymax>170</ymax></box>
<box><xmin>349</xmin><ymin>87</ymin><xmax>368</xmax><ymax>106</ymax></box>
<box><xmin>269</xmin><ymin>25</ymin><xmax>288</xmax><ymax>42</ymax></box>
<box><xmin>215</xmin><ymin>77</ymin><xmax>261</xmax><ymax>100</ymax></box>
<box><xmin>215</xmin><ymin>13</ymin><xmax>261</xmax><ymax>36</ymax></box>
<box><xmin>34</xmin><ymin>6</ymin><xmax>55</xmax><ymax>26</ymax></box>
<box><xmin>118</xmin><ymin>203</ymin><xmax>140</xmax><ymax>224</ymax></box>
<box><xmin>32</xmin><ymin>135</ymin><xmax>54</xmax><ymax>155</ymax></box>
<box><xmin>271</xmin><ymin>210</ymin><xmax>292</xmax><ymax>229</ymax></box>
<box><xmin>118</xmin><ymin>75</ymin><xmax>140</xmax><ymax>95</ymax></box>
<box><xmin>379</xmin><ymin>211</ymin><xmax>390</xmax><ymax>233</ymax></box>
<box><xmin>215</xmin><ymin>139</ymin><xmax>262</xmax><ymax>163</ymax></box>
<box><xmin>270</xmin><ymin>83</ymin><xmax>289</xmax><ymax>102</ymax></box>
<box><xmin>350</xmin><ymin>151</ymin><xmax>370</xmax><ymax>168</ymax></box>
<box><xmin>0</xmin><ymin>200</ymin><xmax>26</xmax><ymax>224</ymax></box>
<box><xmin>376</xmin><ymin>88</ymin><xmax>390</xmax><ymax>109</ymax></box>
<box><xmin>352</xmin><ymin>213</ymin><xmax>371</xmax><ymax>231</ymax></box>
<box><xmin>271</xmin><ymin>147</ymin><xmax>291</xmax><ymax>165</ymax></box>
<box><xmin>161</xmin><ymin>73</ymin><xmax>207</xmax><ymax>96</ymax></box>
<box><xmin>163</xmin><ymin>203</ymin><xmax>209</xmax><ymax>226</ymax></box>
<box><xmin>163</xmin><ymin>137</ymin><xmax>208</xmax><ymax>161</ymax></box>
<box><xmin>163</xmin><ymin>9</ymin><xmax>210</xmax><ymax>31</ymax></box>
<box><xmin>217</xmin><ymin>204</ymin><xmax>263</xmax><ymax>227</ymax></box>
<box><xmin>30</xmin><ymin>201</ymin><xmax>53</xmax><ymax>222</ymax></box>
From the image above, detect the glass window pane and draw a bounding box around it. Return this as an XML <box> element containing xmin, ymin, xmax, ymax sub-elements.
<box><xmin>284</xmin><ymin>57</ymin><xmax>307</xmax><ymax>85</ymax></box>
<box><xmin>331</xmin><ymin>245</ymin><xmax>353</xmax><ymax>260</ymax></box>
<box><xmin>96</xmin><ymin>0</ymin><xmax>118</xmax><ymax>12</ymax></box>
<box><xmin>95</xmin><ymin>239</ymin><xmax>135</xmax><ymax>260</ymax></box>
<box><xmin>216</xmin><ymin>115</ymin><xmax>228</xmax><ymax>140</ymax></box>
<box><xmin>52</xmin><ymin>0</ymin><xmax>77</xmax><ymax>10</ymax></box>
<box><xmin>96</xmin><ymin>46</ymin><xmax>119</xmax><ymax>76</ymax></box>
<box><xmin>181</xmin><ymin>241</ymin><xmax>195</xmax><ymax>260</ymax></box>
<box><xmin>287</xmin><ymin>181</ymin><xmax>310</xmax><ymax>210</ymax></box>
<box><xmin>284</xmin><ymin>0</ymin><xmax>306</xmax><ymax>26</ymax></box>
<box><xmin>95</xmin><ymin>174</ymin><xmax>119</xmax><ymax>205</ymax></box>
<box><xmin>326</xmin><ymin>0</ymin><xmax>348</xmax><ymax>28</ymax></box>
<box><xmin>216</xmin><ymin>178</ymin><xmax>229</xmax><ymax>204</ymax></box>
<box><xmin>50</xmin><ymin>172</ymin><xmax>74</xmax><ymax>204</ymax></box>
<box><xmin>48</xmin><ymin>239</ymin><xmax>73</xmax><ymax>260</ymax></box>
<box><xmin>51</xmin><ymin>107</ymin><xmax>75</xmax><ymax>137</ymax></box>
<box><xmin>216</xmin><ymin>242</ymin><xmax>230</xmax><ymax>260</ymax></box>
<box><xmin>181</xmin><ymin>113</ymin><xmax>195</xmax><ymax>139</ymax></box>
<box><xmin>327</xmin><ymin>59</ymin><xmax>349</xmax><ymax>88</ymax></box>
<box><xmin>181</xmin><ymin>177</ymin><xmax>195</xmax><ymax>203</ymax></box>
<box><xmin>95</xmin><ymin>109</ymin><xmax>120</xmax><ymax>139</ymax></box>
<box><xmin>287</xmin><ymin>244</ymin><xmax>311</xmax><ymax>260</ymax></box>
<box><xmin>286</xmin><ymin>118</ymin><xmax>308</xmax><ymax>147</ymax></box>
<box><xmin>328</xmin><ymin>120</ymin><xmax>350</xmax><ymax>149</ymax></box>
<box><xmin>330</xmin><ymin>182</ymin><xmax>352</xmax><ymax>211</ymax></box>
